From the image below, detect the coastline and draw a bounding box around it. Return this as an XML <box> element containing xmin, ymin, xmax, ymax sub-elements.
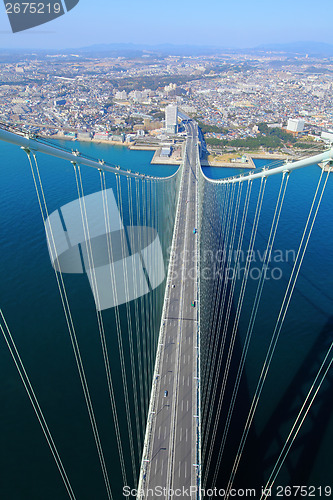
<box><xmin>201</xmin><ymin>151</ymin><xmax>294</xmax><ymax>168</ymax></box>
<box><xmin>49</xmin><ymin>134</ymin><xmax>160</xmax><ymax>150</ymax></box>
<box><xmin>201</xmin><ymin>158</ymin><xmax>254</xmax><ymax>169</ymax></box>
<box><xmin>51</xmin><ymin>134</ymin><xmax>131</xmax><ymax>147</ymax></box>
<box><xmin>42</xmin><ymin>134</ymin><xmax>295</xmax><ymax>169</ymax></box>
<box><xmin>151</xmin><ymin>145</ymin><xmax>184</xmax><ymax>165</ymax></box>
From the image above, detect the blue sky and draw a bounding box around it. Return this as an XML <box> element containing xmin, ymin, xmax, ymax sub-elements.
<box><xmin>0</xmin><ymin>0</ymin><xmax>332</xmax><ymax>50</ymax></box>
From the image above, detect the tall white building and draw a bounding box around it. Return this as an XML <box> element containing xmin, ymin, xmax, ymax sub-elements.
<box><xmin>165</xmin><ymin>104</ymin><xmax>178</xmax><ymax>134</ymax></box>
<box><xmin>114</xmin><ymin>90</ymin><xmax>127</xmax><ymax>101</ymax></box>
<box><xmin>287</xmin><ymin>118</ymin><xmax>305</xmax><ymax>133</ymax></box>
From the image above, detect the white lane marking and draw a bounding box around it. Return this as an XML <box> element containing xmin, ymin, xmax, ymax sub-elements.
<box><xmin>161</xmin><ymin>458</ymin><xmax>164</xmax><ymax>476</ymax></box>
<box><xmin>181</xmin><ymin>400</ymin><xmax>184</xmax><ymax>412</ymax></box>
<box><xmin>158</xmin><ymin>427</ymin><xmax>161</xmax><ymax>440</ymax></box>
<box><xmin>185</xmin><ymin>460</ymin><xmax>187</xmax><ymax>479</ymax></box>
<box><xmin>154</xmin><ymin>459</ymin><xmax>158</xmax><ymax>475</ymax></box>
<box><xmin>183</xmin><ymin>375</ymin><xmax>185</xmax><ymax>386</ymax></box>
<box><xmin>186</xmin><ymin>428</ymin><xmax>188</xmax><ymax>442</ymax></box>
<box><xmin>187</xmin><ymin>400</ymin><xmax>189</xmax><ymax>412</ymax></box>
<box><xmin>180</xmin><ymin>427</ymin><xmax>182</xmax><ymax>441</ymax></box>
<box><xmin>164</xmin><ymin>426</ymin><xmax>167</xmax><ymax>439</ymax></box>
<box><xmin>178</xmin><ymin>460</ymin><xmax>181</xmax><ymax>478</ymax></box>
<box><xmin>187</xmin><ymin>376</ymin><xmax>190</xmax><ymax>387</ymax></box>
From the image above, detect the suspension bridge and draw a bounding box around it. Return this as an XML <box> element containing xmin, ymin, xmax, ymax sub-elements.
<box><xmin>0</xmin><ymin>119</ymin><xmax>332</xmax><ymax>500</ymax></box>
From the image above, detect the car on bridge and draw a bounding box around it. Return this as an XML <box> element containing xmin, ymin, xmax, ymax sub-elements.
<box><xmin>164</xmin><ymin>390</ymin><xmax>168</xmax><ymax>397</ymax></box>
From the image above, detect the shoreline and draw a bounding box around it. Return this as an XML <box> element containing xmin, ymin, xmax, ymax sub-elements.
<box><xmin>151</xmin><ymin>145</ymin><xmax>184</xmax><ymax>166</ymax></box>
<box><xmin>202</xmin><ymin>152</ymin><xmax>294</xmax><ymax>168</ymax></box>
<box><xmin>49</xmin><ymin>134</ymin><xmax>161</xmax><ymax>151</ymax></box>
<box><xmin>201</xmin><ymin>159</ymin><xmax>254</xmax><ymax>169</ymax></box>
<box><xmin>43</xmin><ymin>135</ymin><xmax>296</xmax><ymax>169</ymax></box>
<box><xmin>51</xmin><ymin>135</ymin><xmax>131</xmax><ymax>147</ymax></box>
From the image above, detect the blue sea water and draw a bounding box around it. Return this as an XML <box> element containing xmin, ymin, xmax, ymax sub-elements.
<box><xmin>0</xmin><ymin>140</ymin><xmax>179</xmax><ymax>499</ymax></box>
<box><xmin>201</xmin><ymin>159</ymin><xmax>333</xmax><ymax>491</ymax></box>
<box><xmin>0</xmin><ymin>142</ymin><xmax>332</xmax><ymax>498</ymax></box>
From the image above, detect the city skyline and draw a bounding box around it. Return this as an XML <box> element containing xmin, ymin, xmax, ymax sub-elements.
<box><xmin>1</xmin><ymin>0</ymin><xmax>333</xmax><ymax>50</ymax></box>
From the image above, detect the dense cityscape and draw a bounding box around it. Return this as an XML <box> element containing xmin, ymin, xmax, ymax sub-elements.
<box><xmin>1</xmin><ymin>48</ymin><xmax>333</xmax><ymax>158</ymax></box>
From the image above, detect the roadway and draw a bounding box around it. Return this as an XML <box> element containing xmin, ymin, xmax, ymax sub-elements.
<box><xmin>140</xmin><ymin>120</ymin><xmax>200</xmax><ymax>498</ymax></box>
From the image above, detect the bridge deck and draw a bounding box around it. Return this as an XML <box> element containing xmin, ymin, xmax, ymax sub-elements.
<box><xmin>139</xmin><ymin>121</ymin><xmax>200</xmax><ymax>498</ymax></box>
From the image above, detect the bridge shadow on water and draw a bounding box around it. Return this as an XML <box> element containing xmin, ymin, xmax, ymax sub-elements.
<box><xmin>199</xmin><ymin>174</ymin><xmax>333</xmax><ymax>497</ymax></box>
<box><xmin>202</xmin><ymin>291</ymin><xmax>333</xmax><ymax>496</ymax></box>
<box><xmin>199</xmin><ymin>181</ymin><xmax>264</xmax><ymax>493</ymax></box>
<box><xmin>201</xmin><ymin>277</ymin><xmax>265</xmax><ymax>494</ymax></box>
<box><xmin>257</xmin><ymin>315</ymin><xmax>333</xmax><ymax>490</ymax></box>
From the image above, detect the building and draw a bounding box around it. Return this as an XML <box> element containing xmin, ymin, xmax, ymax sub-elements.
<box><xmin>286</xmin><ymin>118</ymin><xmax>305</xmax><ymax>133</ymax></box>
<box><xmin>94</xmin><ymin>132</ymin><xmax>109</xmax><ymax>141</ymax></box>
<box><xmin>110</xmin><ymin>133</ymin><xmax>125</xmax><ymax>143</ymax></box>
<box><xmin>77</xmin><ymin>132</ymin><xmax>92</xmax><ymax>140</ymax></box>
<box><xmin>54</xmin><ymin>99</ymin><xmax>67</xmax><ymax>107</ymax></box>
<box><xmin>267</xmin><ymin>123</ymin><xmax>283</xmax><ymax>129</ymax></box>
<box><xmin>164</xmin><ymin>83</ymin><xmax>177</xmax><ymax>97</ymax></box>
<box><xmin>114</xmin><ymin>91</ymin><xmax>127</xmax><ymax>101</ymax></box>
<box><xmin>165</xmin><ymin>104</ymin><xmax>178</xmax><ymax>134</ymax></box>
<box><xmin>160</xmin><ymin>146</ymin><xmax>172</xmax><ymax>157</ymax></box>
<box><xmin>321</xmin><ymin>131</ymin><xmax>333</xmax><ymax>143</ymax></box>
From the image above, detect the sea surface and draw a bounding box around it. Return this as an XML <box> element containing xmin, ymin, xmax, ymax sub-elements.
<box><xmin>201</xmin><ymin>159</ymin><xmax>333</xmax><ymax>492</ymax></box>
<box><xmin>0</xmin><ymin>141</ymin><xmax>332</xmax><ymax>499</ymax></box>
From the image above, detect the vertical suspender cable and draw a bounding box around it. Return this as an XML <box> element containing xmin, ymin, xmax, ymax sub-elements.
<box><xmin>151</xmin><ymin>179</ymin><xmax>158</xmax><ymax>376</ymax></box>
<box><xmin>201</xmin><ymin>180</ymin><xmax>240</xmax><ymax>450</ymax></box>
<box><xmin>26</xmin><ymin>152</ymin><xmax>113</xmax><ymax>500</ymax></box>
<box><xmin>146</xmin><ymin>179</ymin><xmax>154</xmax><ymax>382</ymax></box>
<box><xmin>141</xmin><ymin>178</ymin><xmax>152</xmax><ymax>385</ymax></box>
<box><xmin>127</xmin><ymin>176</ymin><xmax>145</xmax><ymax>448</ymax></box>
<box><xmin>225</xmin><ymin>168</ymin><xmax>330</xmax><ymax>500</ymax></box>
<box><xmin>113</xmin><ymin>173</ymin><xmax>138</xmax><ymax>481</ymax></box>
<box><xmin>203</xmin><ymin>180</ymin><xmax>243</xmax><ymax>425</ymax></box>
<box><xmin>203</xmin><ymin>178</ymin><xmax>258</xmax><ymax>483</ymax></box>
<box><xmin>97</xmin><ymin>170</ymin><xmax>128</xmax><ymax>486</ymax></box>
<box><xmin>116</xmin><ymin>172</ymin><xmax>142</xmax><ymax>470</ymax></box>
<box><xmin>136</xmin><ymin>177</ymin><xmax>149</xmax><ymax>416</ymax></box>
<box><xmin>72</xmin><ymin>164</ymin><xmax>116</xmax><ymax>499</ymax></box>
<box><xmin>201</xmin><ymin>183</ymin><xmax>228</xmax><ymax>397</ymax></box>
<box><xmin>212</xmin><ymin>172</ymin><xmax>290</xmax><ymax>486</ymax></box>
<box><xmin>201</xmin><ymin>182</ymin><xmax>229</xmax><ymax>404</ymax></box>
<box><xmin>202</xmin><ymin>181</ymin><xmax>236</xmax><ymax>442</ymax></box>
<box><xmin>202</xmin><ymin>180</ymin><xmax>253</xmax><ymax>467</ymax></box>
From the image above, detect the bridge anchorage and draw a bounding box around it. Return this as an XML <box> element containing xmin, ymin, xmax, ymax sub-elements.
<box><xmin>0</xmin><ymin>121</ymin><xmax>332</xmax><ymax>500</ymax></box>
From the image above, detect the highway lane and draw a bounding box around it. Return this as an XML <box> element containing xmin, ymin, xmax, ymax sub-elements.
<box><xmin>141</xmin><ymin>120</ymin><xmax>200</xmax><ymax>498</ymax></box>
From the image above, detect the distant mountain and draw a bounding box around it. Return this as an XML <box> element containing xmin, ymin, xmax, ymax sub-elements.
<box><xmin>0</xmin><ymin>43</ymin><xmax>230</xmax><ymax>62</ymax></box>
<box><xmin>1</xmin><ymin>41</ymin><xmax>333</xmax><ymax>59</ymax></box>
<box><xmin>64</xmin><ymin>41</ymin><xmax>333</xmax><ymax>58</ymax></box>
<box><xmin>255</xmin><ymin>41</ymin><xmax>333</xmax><ymax>56</ymax></box>
<box><xmin>71</xmin><ymin>42</ymin><xmax>227</xmax><ymax>57</ymax></box>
